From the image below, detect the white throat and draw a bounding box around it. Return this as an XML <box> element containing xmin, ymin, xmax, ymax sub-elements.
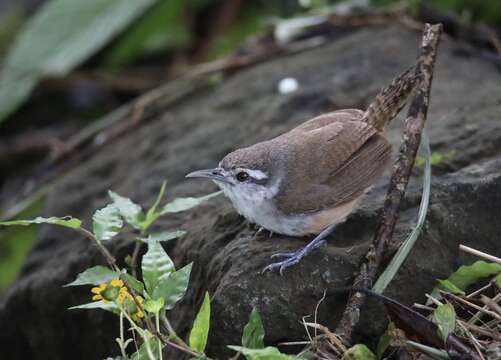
<box><xmin>214</xmin><ymin>177</ymin><xmax>312</xmax><ymax>236</ymax></box>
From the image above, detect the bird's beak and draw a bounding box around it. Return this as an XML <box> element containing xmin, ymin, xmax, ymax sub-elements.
<box><xmin>185</xmin><ymin>168</ymin><xmax>233</xmax><ymax>185</ymax></box>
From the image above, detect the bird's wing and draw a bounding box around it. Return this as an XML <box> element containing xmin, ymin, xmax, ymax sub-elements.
<box><xmin>275</xmin><ymin>116</ymin><xmax>391</xmax><ymax>214</ymax></box>
<box><xmin>292</xmin><ymin>109</ymin><xmax>364</xmax><ymax>132</ymax></box>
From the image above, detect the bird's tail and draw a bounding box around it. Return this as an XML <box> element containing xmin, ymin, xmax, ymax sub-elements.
<box><xmin>362</xmin><ymin>65</ymin><xmax>419</xmax><ymax>132</ymax></box>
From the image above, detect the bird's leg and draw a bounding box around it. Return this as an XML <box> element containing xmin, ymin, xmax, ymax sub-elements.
<box><xmin>262</xmin><ymin>223</ymin><xmax>337</xmax><ymax>275</ymax></box>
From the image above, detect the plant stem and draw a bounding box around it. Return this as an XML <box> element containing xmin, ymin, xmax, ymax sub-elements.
<box><xmin>160</xmin><ymin>312</ymin><xmax>191</xmax><ymax>349</ymax></box>
<box><xmin>156</xmin><ymin>313</ymin><xmax>163</xmax><ymax>360</ymax></box>
<box><xmin>119</xmin><ymin>312</ymin><xmax>128</xmax><ymax>359</ymax></box>
<box><xmin>131</xmin><ymin>240</ymin><xmax>143</xmax><ymax>278</ymax></box>
<box><xmin>335</xmin><ymin>23</ymin><xmax>443</xmax><ymax>343</ymax></box>
<box><xmin>77</xmin><ymin>226</ymin><xmax>158</xmax><ymax>336</ymax></box>
<box><xmin>122</xmin><ymin>310</ymin><xmax>156</xmax><ymax>360</ymax></box>
<box><xmin>78</xmin><ymin>227</ymin><xmax>118</xmax><ymax>271</ymax></box>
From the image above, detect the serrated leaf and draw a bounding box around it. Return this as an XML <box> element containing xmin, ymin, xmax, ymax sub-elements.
<box><xmin>242</xmin><ymin>307</ymin><xmax>265</xmax><ymax>349</ymax></box>
<box><xmin>152</xmin><ymin>263</ymin><xmax>192</xmax><ymax>309</ymax></box>
<box><xmin>342</xmin><ymin>344</ymin><xmax>376</xmax><ymax>360</ymax></box>
<box><xmin>160</xmin><ymin>191</ymin><xmax>221</xmax><ymax>214</ymax></box>
<box><xmin>0</xmin><ymin>0</ymin><xmax>158</xmax><ymax>124</ymax></box>
<box><xmin>0</xmin><ymin>216</ymin><xmax>81</xmax><ymax>229</ymax></box>
<box><xmin>69</xmin><ymin>300</ymin><xmax>120</xmax><ymax>314</ymax></box>
<box><xmin>189</xmin><ymin>292</ymin><xmax>211</xmax><ymax>353</ymax></box>
<box><xmin>139</xmin><ymin>230</ymin><xmax>186</xmax><ymax>243</ymax></box>
<box><xmin>228</xmin><ymin>346</ymin><xmax>298</xmax><ymax>360</ymax></box>
<box><xmin>141</xmin><ymin>241</ymin><xmax>175</xmax><ymax>294</ymax></box>
<box><xmin>432</xmin><ymin>303</ymin><xmax>456</xmax><ymax>341</ymax></box>
<box><xmin>64</xmin><ymin>265</ymin><xmax>118</xmax><ymax>287</ymax></box>
<box><xmin>93</xmin><ymin>204</ymin><xmax>123</xmax><ymax>241</ymax></box>
<box><xmin>108</xmin><ymin>191</ymin><xmax>144</xmax><ymax>229</ymax></box>
<box><xmin>122</xmin><ymin>273</ymin><xmax>145</xmax><ymax>296</ymax></box>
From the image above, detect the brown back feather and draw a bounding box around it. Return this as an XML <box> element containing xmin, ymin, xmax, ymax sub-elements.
<box><xmin>275</xmin><ymin>110</ymin><xmax>390</xmax><ymax>214</ymax></box>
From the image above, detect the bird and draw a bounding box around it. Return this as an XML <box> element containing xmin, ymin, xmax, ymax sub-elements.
<box><xmin>186</xmin><ymin>65</ymin><xmax>419</xmax><ymax>274</ymax></box>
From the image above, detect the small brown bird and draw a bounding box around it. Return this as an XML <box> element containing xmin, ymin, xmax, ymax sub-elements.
<box><xmin>187</xmin><ymin>66</ymin><xmax>418</xmax><ymax>273</ymax></box>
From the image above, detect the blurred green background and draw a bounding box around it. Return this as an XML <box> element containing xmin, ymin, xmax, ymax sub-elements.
<box><xmin>1</xmin><ymin>0</ymin><xmax>500</xmax><ymax>291</ymax></box>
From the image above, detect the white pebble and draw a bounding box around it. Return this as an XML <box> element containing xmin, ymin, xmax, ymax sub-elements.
<box><xmin>278</xmin><ymin>77</ymin><xmax>299</xmax><ymax>94</ymax></box>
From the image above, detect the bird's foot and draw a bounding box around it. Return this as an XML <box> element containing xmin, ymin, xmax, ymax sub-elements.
<box><xmin>262</xmin><ymin>239</ymin><xmax>326</xmax><ymax>275</ymax></box>
<box><xmin>262</xmin><ymin>223</ymin><xmax>338</xmax><ymax>275</ymax></box>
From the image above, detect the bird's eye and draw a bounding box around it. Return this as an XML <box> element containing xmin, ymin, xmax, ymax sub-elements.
<box><xmin>236</xmin><ymin>171</ymin><xmax>249</xmax><ymax>182</ymax></box>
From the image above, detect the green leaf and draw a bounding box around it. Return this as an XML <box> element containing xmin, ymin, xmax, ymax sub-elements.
<box><xmin>437</xmin><ymin>279</ymin><xmax>465</xmax><ymax>295</ymax></box>
<box><xmin>0</xmin><ymin>0</ymin><xmax>158</xmax><ymax>124</ymax></box>
<box><xmin>139</xmin><ymin>230</ymin><xmax>186</xmax><ymax>243</ymax></box>
<box><xmin>0</xmin><ymin>216</ymin><xmax>81</xmax><ymax>229</ymax></box>
<box><xmin>141</xmin><ymin>241</ymin><xmax>175</xmax><ymax>294</ymax></box>
<box><xmin>228</xmin><ymin>346</ymin><xmax>297</xmax><ymax>360</ymax></box>
<box><xmin>242</xmin><ymin>307</ymin><xmax>265</xmax><ymax>349</ymax></box>
<box><xmin>64</xmin><ymin>266</ymin><xmax>118</xmax><ymax>287</ymax></box>
<box><xmin>189</xmin><ymin>292</ymin><xmax>211</xmax><ymax>353</ymax></box>
<box><xmin>160</xmin><ymin>191</ymin><xmax>221</xmax><ymax>214</ymax></box>
<box><xmin>104</xmin><ymin>1</ymin><xmax>190</xmax><ymax>68</ymax></box>
<box><xmin>152</xmin><ymin>263</ymin><xmax>192</xmax><ymax>310</ymax></box>
<box><xmin>438</xmin><ymin>261</ymin><xmax>501</xmax><ymax>292</ymax></box>
<box><xmin>144</xmin><ymin>298</ymin><xmax>165</xmax><ymax>314</ymax></box>
<box><xmin>93</xmin><ymin>204</ymin><xmax>123</xmax><ymax>241</ymax></box>
<box><xmin>108</xmin><ymin>191</ymin><xmax>144</xmax><ymax>229</ymax></box>
<box><xmin>376</xmin><ymin>323</ymin><xmax>393</xmax><ymax>360</ymax></box>
<box><xmin>122</xmin><ymin>273</ymin><xmax>145</xmax><ymax>296</ymax></box>
<box><xmin>69</xmin><ymin>300</ymin><xmax>120</xmax><ymax>314</ymax></box>
<box><xmin>342</xmin><ymin>344</ymin><xmax>376</xmax><ymax>360</ymax></box>
<box><xmin>496</xmin><ymin>273</ymin><xmax>501</xmax><ymax>288</ymax></box>
<box><xmin>406</xmin><ymin>341</ymin><xmax>449</xmax><ymax>360</ymax></box>
<box><xmin>432</xmin><ymin>303</ymin><xmax>456</xmax><ymax>341</ymax></box>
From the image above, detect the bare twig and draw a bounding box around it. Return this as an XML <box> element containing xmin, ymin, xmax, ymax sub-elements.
<box><xmin>445</xmin><ymin>293</ymin><xmax>501</xmax><ymax>322</ymax></box>
<box><xmin>334</xmin><ymin>23</ymin><xmax>442</xmax><ymax>343</ymax></box>
<box><xmin>459</xmin><ymin>244</ymin><xmax>501</xmax><ymax>265</ymax></box>
<box><xmin>458</xmin><ymin>320</ymin><xmax>501</xmax><ymax>342</ymax></box>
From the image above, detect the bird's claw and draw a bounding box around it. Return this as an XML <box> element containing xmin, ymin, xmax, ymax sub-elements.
<box><xmin>270</xmin><ymin>251</ymin><xmax>297</xmax><ymax>259</ymax></box>
<box><xmin>262</xmin><ymin>252</ymin><xmax>302</xmax><ymax>275</ymax></box>
<box><xmin>262</xmin><ymin>240</ymin><xmax>325</xmax><ymax>274</ymax></box>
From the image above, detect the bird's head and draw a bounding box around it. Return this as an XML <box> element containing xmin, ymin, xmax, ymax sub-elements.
<box><xmin>186</xmin><ymin>144</ymin><xmax>283</xmax><ymax>204</ymax></box>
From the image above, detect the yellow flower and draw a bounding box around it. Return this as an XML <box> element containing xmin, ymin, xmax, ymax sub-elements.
<box><xmin>117</xmin><ymin>286</ymin><xmax>132</xmax><ymax>305</ymax></box>
<box><xmin>91</xmin><ymin>283</ymin><xmax>108</xmax><ymax>302</ymax></box>
<box><xmin>132</xmin><ymin>296</ymin><xmax>145</xmax><ymax>320</ymax></box>
<box><xmin>110</xmin><ymin>278</ymin><xmax>124</xmax><ymax>288</ymax></box>
<box><xmin>90</xmin><ymin>278</ymin><xmax>126</xmax><ymax>303</ymax></box>
<box><xmin>132</xmin><ymin>308</ymin><xmax>144</xmax><ymax>321</ymax></box>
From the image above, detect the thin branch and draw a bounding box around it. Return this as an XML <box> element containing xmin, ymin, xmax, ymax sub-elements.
<box><xmin>334</xmin><ymin>23</ymin><xmax>443</xmax><ymax>343</ymax></box>
<box><xmin>459</xmin><ymin>244</ymin><xmax>501</xmax><ymax>265</ymax></box>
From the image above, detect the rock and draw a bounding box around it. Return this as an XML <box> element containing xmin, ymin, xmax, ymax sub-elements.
<box><xmin>1</xmin><ymin>25</ymin><xmax>501</xmax><ymax>359</ymax></box>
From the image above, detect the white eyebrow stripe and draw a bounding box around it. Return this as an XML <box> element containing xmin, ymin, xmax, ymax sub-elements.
<box><xmin>242</xmin><ymin>169</ymin><xmax>268</xmax><ymax>180</ymax></box>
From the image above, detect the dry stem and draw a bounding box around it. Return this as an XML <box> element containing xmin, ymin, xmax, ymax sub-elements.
<box><xmin>334</xmin><ymin>23</ymin><xmax>443</xmax><ymax>343</ymax></box>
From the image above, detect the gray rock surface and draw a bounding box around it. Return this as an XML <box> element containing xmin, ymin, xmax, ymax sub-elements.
<box><xmin>1</xmin><ymin>25</ymin><xmax>501</xmax><ymax>359</ymax></box>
